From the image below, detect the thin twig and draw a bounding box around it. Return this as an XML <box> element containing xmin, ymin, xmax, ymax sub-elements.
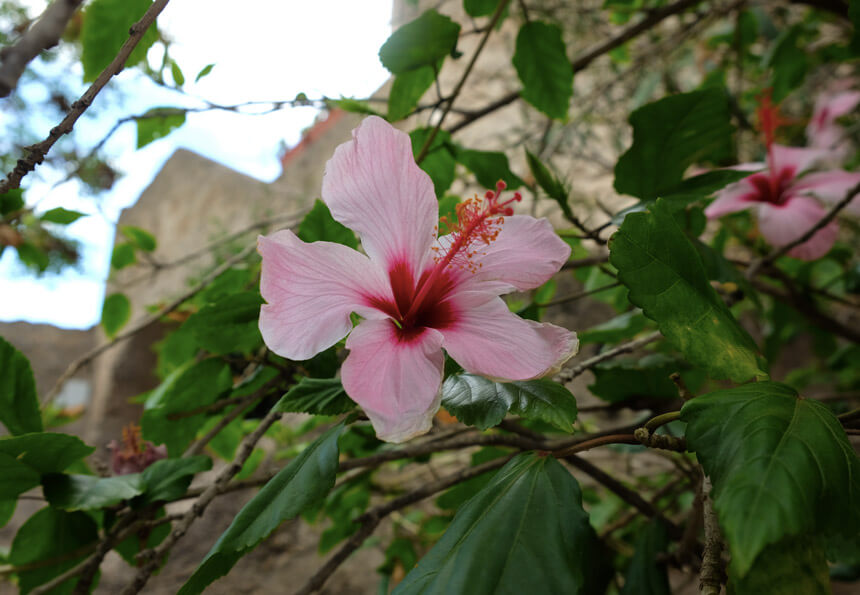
<box><xmin>536</xmin><ymin>281</ymin><xmax>621</xmax><ymax>308</ymax></box>
<box><xmin>43</xmin><ymin>242</ymin><xmax>257</xmax><ymax>404</ymax></box>
<box><xmin>746</xmin><ymin>180</ymin><xmax>860</xmax><ymax>279</ymax></box>
<box><xmin>699</xmin><ymin>477</ymin><xmax>725</xmax><ymax>594</ymax></box>
<box><xmin>557</xmin><ymin>331</ymin><xmax>662</xmax><ymax>381</ymax></box>
<box><xmin>0</xmin><ymin>0</ymin><xmax>171</xmax><ymax>194</ymax></box>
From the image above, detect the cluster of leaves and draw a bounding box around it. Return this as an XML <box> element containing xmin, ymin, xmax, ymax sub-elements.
<box><xmin>1</xmin><ymin>1</ymin><xmax>860</xmax><ymax>595</ymax></box>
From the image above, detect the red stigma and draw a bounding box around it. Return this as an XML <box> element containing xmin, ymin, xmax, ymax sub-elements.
<box><xmin>756</xmin><ymin>90</ymin><xmax>791</xmax><ymax>150</ymax></box>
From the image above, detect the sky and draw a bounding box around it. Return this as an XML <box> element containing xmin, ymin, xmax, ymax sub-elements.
<box><xmin>0</xmin><ymin>0</ymin><xmax>393</xmax><ymax>328</ymax></box>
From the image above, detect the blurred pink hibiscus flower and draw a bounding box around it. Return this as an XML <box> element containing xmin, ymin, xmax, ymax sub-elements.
<box><xmin>806</xmin><ymin>87</ymin><xmax>860</xmax><ymax>154</ymax></box>
<box><xmin>705</xmin><ymin>95</ymin><xmax>860</xmax><ymax>260</ymax></box>
<box><xmin>258</xmin><ymin>116</ymin><xmax>577</xmax><ymax>442</ymax></box>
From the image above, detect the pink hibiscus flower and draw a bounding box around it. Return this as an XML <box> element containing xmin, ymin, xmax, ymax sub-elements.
<box><xmin>806</xmin><ymin>87</ymin><xmax>860</xmax><ymax>153</ymax></box>
<box><xmin>705</xmin><ymin>96</ymin><xmax>860</xmax><ymax>260</ymax></box>
<box><xmin>258</xmin><ymin>117</ymin><xmax>577</xmax><ymax>443</ymax></box>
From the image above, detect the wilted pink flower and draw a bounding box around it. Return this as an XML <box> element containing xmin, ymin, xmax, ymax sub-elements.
<box><xmin>806</xmin><ymin>88</ymin><xmax>860</xmax><ymax>153</ymax></box>
<box><xmin>258</xmin><ymin>117</ymin><xmax>576</xmax><ymax>442</ymax></box>
<box><xmin>108</xmin><ymin>424</ymin><xmax>167</xmax><ymax>475</ymax></box>
<box><xmin>706</xmin><ymin>96</ymin><xmax>860</xmax><ymax>260</ymax></box>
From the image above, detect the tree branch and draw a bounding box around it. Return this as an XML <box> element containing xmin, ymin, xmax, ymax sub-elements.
<box><xmin>0</xmin><ymin>0</ymin><xmax>84</xmax><ymax>97</ymax></box>
<box><xmin>0</xmin><ymin>0</ymin><xmax>171</xmax><ymax>194</ymax></box>
<box><xmin>557</xmin><ymin>331</ymin><xmax>662</xmax><ymax>381</ymax></box>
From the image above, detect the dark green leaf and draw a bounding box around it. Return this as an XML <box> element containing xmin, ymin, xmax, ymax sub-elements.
<box><xmin>121</xmin><ymin>225</ymin><xmax>157</xmax><ymax>252</ymax></box>
<box><xmin>436</xmin><ymin>447</ymin><xmax>507</xmax><ymax>511</ymax></box>
<box><xmin>276</xmin><ymin>377</ymin><xmax>356</xmax><ymax>416</ymax></box>
<box><xmin>620</xmin><ymin>520</ymin><xmax>671</xmax><ymax>595</ymax></box>
<box><xmin>101</xmin><ymin>292</ymin><xmax>131</xmax><ymax>338</ymax></box>
<box><xmin>183</xmin><ymin>292</ymin><xmax>263</xmax><ymax>355</ymax></box>
<box><xmin>16</xmin><ymin>242</ymin><xmax>50</xmax><ymax>272</ymax></box>
<box><xmin>297</xmin><ymin>199</ymin><xmax>358</xmax><ymax>248</ymax></box>
<box><xmin>589</xmin><ymin>354</ymin><xmax>680</xmax><ymax>403</ymax></box>
<box><xmin>609</xmin><ymin>199</ymin><xmax>765</xmax><ymax>382</ymax></box>
<box><xmin>0</xmin><ymin>453</ymin><xmax>40</xmax><ymax>499</ymax></box>
<box><xmin>178</xmin><ymin>424</ymin><xmax>344</xmax><ymax>595</ymax></box>
<box><xmin>681</xmin><ymin>382</ymin><xmax>860</xmax><ymax>577</ymax></box>
<box><xmin>115</xmin><ymin>507</ymin><xmax>171</xmax><ymax>565</ymax></box>
<box><xmin>456</xmin><ymin>148</ymin><xmax>523</xmax><ymax>190</ymax></box>
<box><xmin>0</xmin><ymin>432</ymin><xmax>94</xmax><ymax>474</ymax></box>
<box><xmin>660</xmin><ymin>169</ymin><xmax>753</xmax><ymax>199</ymax></box>
<box><xmin>141</xmin><ymin>359</ymin><xmax>233</xmax><ymax>455</ymax></box>
<box><xmin>43</xmin><ymin>473</ymin><xmax>144</xmax><ymax>510</ymax></box>
<box><xmin>195</xmin><ymin>63</ymin><xmax>215</xmax><ymax>82</ymax></box>
<box><xmin>410</xmin><ymin>128</ymin><xmax>455</xmax><ymax>195</ymax></box>
<box><xmin>395</xmin><ymin>453</ymin><xmax>610</xmax><ymax>594</ymax></box>
<box><xmin>0</xmin><ymin>337</ymin><xmax>42</xmax><ymax>435</ymax></box>
<box><xmin>765</xmin><ymin>26</ymin><xmax>807</xmax><ymax>103</ymax></box>
<box><xmin>512</xmin><ymin>21</ymin><xmax>573</xmax><ymax>120</ymax></box>
<box><xmin>137</xmin><ymin>108</ymin><xmax>187</xmax><ymax>148</ymax></box>
<box><xmin>111</xmin><ymin>242</ymin><xmax>136</xmax><ymax>269</ymax></box>
<box><xmin>728</xmin><ymin>536</ymin><xmax>830</xmax><ymax>595</ymax></box>
<box><xmin>526</xmin><ymin>150</ymin><xmax>571</xmax><ymax>219</ymax></box>
<box><xmin>614</xmin><ymin>89</ymin><xmax>734</xmax><ymax>200</ymax></box>
<box><xmin>578</xmin><ymin>310</ymin><xmax>650</xmax><ymax>344</ymax></box>
<box><xmin>138</xmin><ymin>456</ymin><xmax>212</xmax><ymax>505</ymax></box>
<box><xmin>170</xmin><ymin>60</ymin><xmax>185</xmax><ymax>86</ymax></box>
<box><xmin>465</xmin><ymin>0</ymin><xmax>502</xmax><ymax>17</ymax></box>
<box><xmin>388</xmin><ymin>65</ymin><xmax>436</xmax><ymax>121</ymax></box>
<box><xmin>378</xmin><ymin>10</ymin><xmax>460</xmax><ymax>74</ymax></box>
<box><xmin>81</xmin><ymin>0</ymin><xmax>158</xmax><ymax>82</ymax></box>
<box><xmin>39</xmin><ymin>207</ymin><xmax>85</xmax><ymax>225</ymax></box>
<box><xmin>442</xmin><ymin>374</ymin><xmax>577</xmax><ymax>432</ymax></box>
<box><xmin>9</xmin><ymin>508</ymin><xmax>98</xmax><ymax>594</ymax></box>
<box><xmin>0</xmin><ymin>499</ymin><xmax>15</xmax><ymax>528</ymax></box>
<box><xmin>0</xmin><ymin>188</ymin><xmax>24</xmax><ymax>215</ymax></box>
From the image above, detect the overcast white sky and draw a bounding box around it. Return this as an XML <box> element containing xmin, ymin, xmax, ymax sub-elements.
<box><xmin>0</xmin><ymin>0</ymin><xmax>393</xmax><ymax>328</ymax></box>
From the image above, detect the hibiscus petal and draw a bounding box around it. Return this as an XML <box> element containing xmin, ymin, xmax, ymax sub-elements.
<box><xmin>704</xmin><ymin>178</ymin><xmax>758</xmax><ymax>218</ymax></box>
<box><xmin>258</xmin><ymin>230</ymin><xmax>392</xmax><ymax>361</ymax></box>
<box><xmin>321</xmin><ymin>116</ymin><xmax>438</xmax><ymax>274</ymax></box>
<box><xmin>342</xmin><ymin>320</ymin><xmax>445</xmax><ymax>443</ymax></box>
<box><xmin>437</xmin><ymin>215</ymin><xmax>571</xmax><ymax>294</ymax></box>
<box><xmin>770</xmin><ymin>145</ymin><xmax>827</xmax><ymax>176</ymax></box>
<box><xmin>791</xmin><ymin>171</ymin><xmax>860</xmax><ymax>216</ymax></box>
<box><xmin>757</xmin><ymin>197</ymin><xmax>839</xmax><ymax>260</ymax></box>
<box><xmin>808</xmin><ymin>90</ymin><xmax>860</xmax><ymax>147</ymax></box>
<box><xmin>441</xmin><ymin>293</ymin><xmax>578</xmax><ymax>381</ymax></box>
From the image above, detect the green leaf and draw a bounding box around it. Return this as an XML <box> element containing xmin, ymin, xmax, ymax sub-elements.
<box><xmin>441</xmin><ymin>374</ymin><xmax>577</xmax><ymax>432</ymax></box>
<box><xmin>620</xmin><ymin>520</ymin><xmax>671</xmax><ymax>595</ymax></box>
<box><xmin>297</xmin><ymin>199</ymin><xmax>358</xmax><ymax>248</ymax></box>
<box><xmin>588</xmin><ymin>354</ymin><xmax>680</xmax><ymax>403</ymax></box>
<box><xmin>525</xmin><ymin>150</ymin><xmax>571</xmax><ymax>219</ymax></box>
<box><xmin>765</xmin><ymin>26</ymin><xmax>807</xmax><ymax>103</ymax></box>
<box><xmin>195</xmin><ymin>63</ymin><xmax>215</xmax><ymax>82</ymax></box>
<box><xmin>324</xmin><ymin>96</ymin><xmax>382</xmax><ymax>116</ymax></box>
<box><xmin>512</xmin><ymin>21</ymin><xmax>573</xmax><ymax>120</ymax></box>
<box><xmin>578</xmin><ymin>310</ymin><xmax>649</xmax><ymax>344</ymax></box>
<box><xmin>660</xmin><ymin>169</ymin><xmax>752</xmax><ymax>199</ymax></box>
<box><xmin>0</xmin><ymin>499</ymin><xmax>15</xmax><ymax>528</ymax></box>
<box><xmin>115</xmin><ymin>507</ymin><xmax>171</xmax><ymax>565</ymax></box>
<box><xmin>39</xmin><ymin>207</ymin><xmax>86</xmax><ymax>225</ymax></box>
<box><xmin>178</xmin><ymin>424</ymin><xmax>344</xmax><ymax>595</ymax></box>
<box><xmin>410</xmin><ymin>127</ymin><xmax>456</xmax><ymax>195</ymax></box>
<box><xmin>395</xmin><ymin>453</ymin><xmax>610</xmax><ymax>594</ymax></box>
<box><xmin>436</xmin><ymin>447</ymin><xmax>507</xmax><ymax>511</ymax></box>
<box><xmin>183</xmin><ymin>292</ymin><xmax>263</xmax><ymax>355</ymax></box>
<box><xmin>614</xmin><ymin>89</ymin><xmax>734</xmax><ymax>200</ymax></box>
<box><xmin>101</xmin><ymin>292</ymin><xmax>131</xmax><ymax>338</ymax></box>
<box><xmin>137</xmin><ymin>108</ymin><xmax>187</xmax><ymax>148</ymax></box>
<box><xmin>0</xmin><ymin>188</ymin><xmax>24</xmax><ymax>215</ymax></box>
<box><xmin>0</xmin><ymin>432</ymin><xmax>93</xmax><ymax>474</ymax></box>
<box><xmin>141</xmin><ymin>359</ymin><xmax>233</xmax><ymax>456</ymax></box>
<box><xmin>121</xmin><ymin>225</ymin><xmax>157</xmax><ymax>252</ymax></box>
<box><xmin>728</xmin><ymin>536</ymin><xmax>830</xmax><ymax>595</ymax></box>
<box><xmin>465</xmin><ymin>0</ymin><xmax>502</xmax><ymax>17</ymax></box>
<box><xmin>681</xmin><ymin>382</ymin><xmax>860</xmax><ymax>577</ymax></box>
<box><xmin>609</xmin><ymin>199</ymin><xmax>764</xmax><ymax>382</ymax></box>
<box><xmin>0</xmin><ymin>337</ymin><xmax>42</xmax><ymax>435</ymax></box>
<box><xmin>43</xmin><ymin>473</ymin><xmax>144</xmax><ymax>510</ymax></box>
<box><xmin>9</xmin><ymin>508</ymin><xmax>98</xmax><ymax>594</ymax></box>
<box><xmin>111</xmin><ymin>241</ymin><xmax>136</xmax><ymax>269</ymax></box>
<box><xmin>81</xmin><ymin>0</ymin><xmax>158</xmax><ymax>82</ymax></box>
<box><xmin>388</xmin><ymin>64</ymin><xmax>436</xmax><ymax>121</ymax></box>
<box><xmin>138</xmin><ymin>456</ymin><xmax>212</xmax><ymax>505</ymax></box>
<box><xmin>276</xmin><ymin>377</ymin><xmax>356</xmax><ymax>416</ymax></box>
<box><xmin>378</xmin><ymin>10</ymin><xmax>460</xmax><ymax>74</ymax></box>
<box><xmin>170</xmin><ymin>59</ymin><xmax>185</xmax><ymax>86</ymax></box>
<box><xmin>456</xmin><ymin>148</ymin><xmax>523</xmax><ymax>190</ymax></box>
<box><xmin>0</xmin><ymin>453</ymin><xmax>41</xmax><ymax>499</ymax></box>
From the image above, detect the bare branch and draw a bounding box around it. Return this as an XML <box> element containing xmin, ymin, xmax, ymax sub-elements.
<box><xmin>557</xmin><ymin>331</ymin><xmax>662</xmax><ymax>381</ymax></box>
